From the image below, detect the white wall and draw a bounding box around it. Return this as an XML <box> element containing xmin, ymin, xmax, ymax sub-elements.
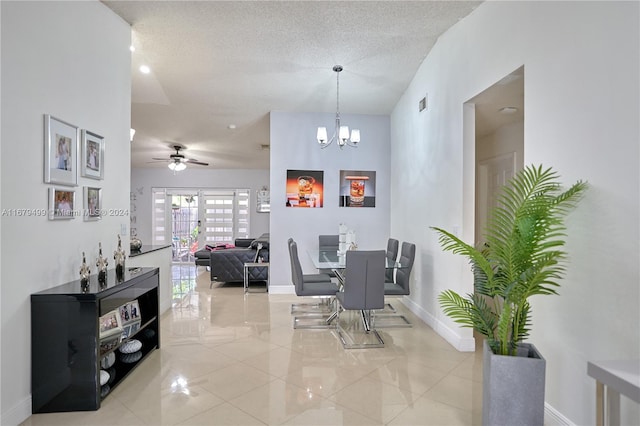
<box><xmin>269</xmin><ymin>111</ymin><xmax>390</xmax><ymax>292</ymax></box>
<box><xmin>0</xmin><ymin>2</ymin><xmax>131</xmax><ymax>424</ymax></box>
<box><xmin>476</xmin><ymin>120</ymin><xmax>524</xmax><ymax>164</ymax></box>
<box><xmin>391</xmin><ymin>1</ymin><xmax>639</xmax><ymax>424</ymax></box>
<box><xmin>130</xmin><ymin>167</ymin><xmax>270</xmax><ymax>245</ymax></box>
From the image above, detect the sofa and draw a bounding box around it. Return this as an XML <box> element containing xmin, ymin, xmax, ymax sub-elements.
<box><xmin>194</xmin><ymin>233</ymin><xmax>269</xmax><ymax>283</ymax></box>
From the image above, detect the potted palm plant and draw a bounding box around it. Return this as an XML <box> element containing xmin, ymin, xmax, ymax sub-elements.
<box><xmin>432</xmin><ymin>164</ymin><xmax>587</xmax><ymax>425</ymax></box>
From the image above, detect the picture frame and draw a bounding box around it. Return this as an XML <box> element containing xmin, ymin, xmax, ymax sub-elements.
<box><xmin>81</xmin><ymin>130</ymin><xmax>104</xmax><ymax>180</ymax></box>
<box><xmin>99</xmin><ymin>309</ymin><xmax>123</xmax><ymax>338</ymax></box>
<box><xmin>339</xmin><ymin>170</ymin><xmax>377</xmax><ymax>207</ymax></box>
<box><xmin>83</xmin><ymin>186</ymin><xmax>102</xmax><ymax>221</ymax></box>
<box><xmin>256</xmin><ymin>189</ymin><xmax>270</xmax><ymax>213</ymax></box>
<box><xmin>99</xmin><ymin>334</ymin><xmax>122</xmax><ymax>355</ymax></box>
<box><xmin>44</xmin><ymin>114</ymin><xmax>78</xmax><ymax>186</ymax></box>
<box><xmin>119</xmin><ymin>300</ymin><xmax>141</xmax><ymax>325</ymax></box>
<box><xmin>122</xmin><ymin>320</ymin><xmax>142</xmax><ymax>339</ymax></box>
<box><xmin>286</xmin><ymin>169</ymin><xmax>324</xmax><ymax>208</ymax></box>
<box><xmin>48</xmin><ymin>187</ymin><xmax>76</xmax><ymax>220</ymax></box>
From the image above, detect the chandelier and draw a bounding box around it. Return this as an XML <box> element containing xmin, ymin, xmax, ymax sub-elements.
<box><xmin>316</xmin><ymin>65</ymin><xmax>360</xmax><ymax>149</ymax></box>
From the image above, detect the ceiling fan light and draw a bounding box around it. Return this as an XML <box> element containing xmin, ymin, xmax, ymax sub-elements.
<box><xmin>168</xmin><ymin>162</ymin><xmax>176</xmax><ymax>171</ymax></box>
<box><xmin>175</xmin><ymin>162</ymin><xmax>186</xmax><ymax>171</ymax></box>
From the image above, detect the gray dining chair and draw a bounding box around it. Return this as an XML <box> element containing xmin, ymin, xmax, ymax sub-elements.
<box><xmin>318</xmin><ymin>235</ymin><xmax>339</xmax><ymax>251</ymax></box>
<box><xmin>335</xmin><ymin>250</ymin><xmax>386</xmax><ymax>348</ymax></box>
<box><xmin>288</xmin><ymin>239</ymin><xmax>339</xmax><ymax>328</ymax></box>
<box><xmin>385</xmin><ymin>238</ymin><xmax>399</xmax><ymax>283</ymax></box>
<box><xmin>377</xmin><ymin>241</ymin><xmax>416</xmax><ymax>327</ymax></box>
<box><xmin>318</xmin><ymin>235</ymin><xmax>339</xmax><ymax>277</ymax></box>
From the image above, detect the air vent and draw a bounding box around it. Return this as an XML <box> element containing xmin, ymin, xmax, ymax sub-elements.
<box><xmin>419</xmin><ymin>94</ymin><xmax>428</xmax><ymax>112</ymax></box>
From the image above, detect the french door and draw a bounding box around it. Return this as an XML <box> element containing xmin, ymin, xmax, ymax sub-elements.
<box><xmin>151</xmin><ymin>188</ymin><xmax>251</xmax><ymax>263</ymax></box>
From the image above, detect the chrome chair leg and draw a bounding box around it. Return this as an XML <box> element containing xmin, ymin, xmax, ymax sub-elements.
<box><xmin>290</xmin><ymin>297</ymin><xmax>333</xmax><ymax>314</ymax></box>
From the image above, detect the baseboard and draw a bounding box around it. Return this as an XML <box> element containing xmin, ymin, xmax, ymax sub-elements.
<box><xmin>399</xmin><ymin>297</ymin><xmax>476</xmax><ymax>352</ymax></box>
<box><xmin>545</xmin><ymin>402</ymin><xmax>574</xmax><ymax>426</ymax></box>
<box><xmin>2</xmin><ymin>395</ymin><xmax>31</xmax><ymax>426</ymax></box>
<box><xmin>160</xmin><ymin>298</ymin><xmax>171</xmax><ymax>314</ymax></box>
<box><xmin>266</xmin><ymin>285</ymin><xmax>295</xmax><ymax>295</ymax></box>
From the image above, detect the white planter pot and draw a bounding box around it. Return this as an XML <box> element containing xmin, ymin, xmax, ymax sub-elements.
<box><xmin>482</xmin><ymin>340</ymin><xmax>546</xmax><ymax>426</ymax></box>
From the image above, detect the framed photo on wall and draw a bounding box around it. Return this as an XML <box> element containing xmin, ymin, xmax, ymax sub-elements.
<box><xmin>83</xmin><ymin>186</ymin><xmax>102</xmax><ymax>221</ymax></box>
<box><xmin>44</xmin><ymin>114</ymin><xmax>78</xmax><ymax>186</ymax></box>
<box><xmin>81</xmin><ymin>130</ymin><xmax>104</xmax><ymax>180</ymax></box>
<box><xmin>339</xmin><ymin>170</ymin><xmax>377</xmax><ymax>207</ymax></box>
<box><xmin>48</xmin><ymin>187</ymin><xmax>76</xmax><ymax>220</ymax></box>
<box><xmin>286</xmin><ymin>169</ymin><xmax>324</xmax><ymax>208</ymax></box>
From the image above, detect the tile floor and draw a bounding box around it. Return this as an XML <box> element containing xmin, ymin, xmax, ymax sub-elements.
<box><xmin>22</xmin><ymin>265</ymin><xmax>483</xmax><ymax>426</ymax></box>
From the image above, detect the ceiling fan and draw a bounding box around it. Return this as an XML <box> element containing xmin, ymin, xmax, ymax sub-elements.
<box><xmin>152</xmin><ymin>145</ymin><xmax>209</xmax><ymax>171</ymax></box>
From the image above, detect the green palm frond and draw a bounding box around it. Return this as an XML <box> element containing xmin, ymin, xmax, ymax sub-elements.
<box><xmin>432</xmin><ymin>164</ymin><xmax>587</xmax><ymax>356</ymax></box>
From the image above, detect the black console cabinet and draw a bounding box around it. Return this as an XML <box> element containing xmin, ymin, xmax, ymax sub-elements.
<box><xmin>31</xmin><ymin>267</ymin><xmax>160</xmax><ymax>413</ymax></box>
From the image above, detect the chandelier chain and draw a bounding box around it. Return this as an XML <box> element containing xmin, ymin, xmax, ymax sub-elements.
<box><xmin>336</xmin><ymin>70</ymin><xmax>340</xmax><ymax>120</ymax></box>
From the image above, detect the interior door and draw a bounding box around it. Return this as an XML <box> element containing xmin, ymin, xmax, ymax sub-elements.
<box><xmin>476</xmin><ymin>152</ymin><xmax>517</xmax><ymax>246</ymax></box>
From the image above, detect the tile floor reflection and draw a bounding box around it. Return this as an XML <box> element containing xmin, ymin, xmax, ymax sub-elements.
<box><xmin>22</xmin><ymin>265</ymin><xmax>483</xmax><ymax>426</ymax></box>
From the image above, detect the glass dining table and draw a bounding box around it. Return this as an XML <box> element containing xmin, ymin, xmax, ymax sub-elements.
<box><xmin>307</xmin><ymin>249</ymin><xmax>405</xmax><ymax>284</ymax></box>
<box><xmin>307</xmin><ymin>249</ymin><xmax>405</xmax><ymax>272</ymax></box>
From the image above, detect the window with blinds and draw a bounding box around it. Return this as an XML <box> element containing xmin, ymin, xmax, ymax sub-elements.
<box><xmin>151</xmin><ymin>188</ymin><xmax>168</xmax><ymax>244</ymax></box>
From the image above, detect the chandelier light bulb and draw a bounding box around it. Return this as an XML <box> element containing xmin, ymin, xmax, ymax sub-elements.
<box><xmin>317</xmin><ymin>127</ymin><xmax>328</xmax><ymax>145</ymax></box>
<box><xmin>350</xmin><ymin>129</ymin><xmax>360</xmax><ymax>144</ymax></box>
<box><xmin>339</xmin><ymin>125</ymin><xmax>350</xmax><ymax>142</ymax></box>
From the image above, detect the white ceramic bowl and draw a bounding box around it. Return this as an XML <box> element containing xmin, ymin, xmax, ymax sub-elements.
<box><xmin>120</xmin><ymin>351</ymin><xmax>142</xmax><ymax>364</ymax></box>
<box><xmin>100</xmin><ymin>352</ymin><xmax>115</xmax><ymax>369</ymax></box>
<box><xmin>99</xmin><ymin>370</ymin><xmax>110</xmax><ymax>386</ymax></box>
<box><xmin>119</xmin><ymin>339</ymin><xmax>142</xmax><ymax>354</ymax></box>
<box><xmin>100</xmin><ymin>384</ymin><xmax>110</xmax><ymax>398</ymax></box>
<box><xmin>107</xmin><ymin>367</ymin><xmax>116</xmax><ymax>384</ymax></box>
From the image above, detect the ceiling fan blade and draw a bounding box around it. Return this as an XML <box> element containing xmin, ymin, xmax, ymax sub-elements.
<box><xmin>185</xmin><ymin>159</ymin><xmax>209</xmax><ymax>166</ymax></box>
<box><xmin>151</xmin><ymin>157</ymin><xmax>169</xmax><ymax>161</ymax></box>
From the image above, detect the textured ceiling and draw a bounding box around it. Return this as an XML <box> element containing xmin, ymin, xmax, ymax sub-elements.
<box><xmin>102</xmin><ymin>1</ymin><xmax>484</xmax><ymax>169</ymax></box>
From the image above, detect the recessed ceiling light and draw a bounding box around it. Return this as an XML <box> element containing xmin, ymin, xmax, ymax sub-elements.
<box><xmin>129</xmin><ymin>45</ymin><xmax>136</xmax><ymax>52</ymax></box>
<box><xmin>227</xmin><ymin>124</ymin><xmax>236</xmax><ymax>129</ymax></box>
<box><xmin>139</xmin><ymin>65</ymin><xmax>151</xmax><ymax>74</ymax></box>
<box><xmin>499</xmin><ymin>106</ymin><xmax>518</xmax><ymax>114</ymax></box>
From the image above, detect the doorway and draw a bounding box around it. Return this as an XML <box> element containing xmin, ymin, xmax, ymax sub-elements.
<box><xmin>470</xmin><ymin>66</ymin><xmax>525</xmax><ymax>246</ymax></box>
<box><xmin>171</xmin><ymin>193</ymin><xmax>201</xmax><ymax>263</ymax></box>
<box><xmin>151</xmin><ymin>187</ymin><xmax>252</xmax><ymax>264</ymax></box>
<box><xmin>464</xmin><ymin>66</ymin><xmax>525</xmax><ymax>349</ymax></box>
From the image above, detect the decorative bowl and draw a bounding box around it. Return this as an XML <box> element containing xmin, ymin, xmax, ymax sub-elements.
<box><xmin>107</xmin><ymin>367</ymin><xmax>116</xmax><ymax>384</ymax></box>
<box><xmin>100</xmin><ymin>352</ymin><xmax>115</xmax><ymax>369</ymax></box>
<box><xmin>100</xmin><ymin>384</ymin><xmax>110</xmax><ymax>398</ymax></box>
<box><xmin>142</xmin><ymin>328</ymin><xmax>156</xmax><ymax>340</ymax></box>
<box><xmin>120</xmin><ymin>351</ymin><xmax>142</xmax><ymax>364</ymax></box>
<box><xmin>100</xmin><ymin>370</ymin><xmax>110</xmax><ymax>386</ymax></box>
<box><xmin>119</xmin><ymin>339</ymin><xmax>142</xmax><ymax>354</ymax></box>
